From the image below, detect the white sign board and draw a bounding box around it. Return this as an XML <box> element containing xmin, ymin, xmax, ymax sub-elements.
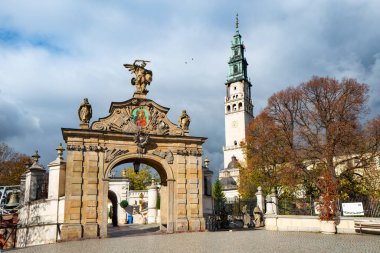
<box><xmin>342</xmin><ymin>202</ymin><xmax>364</xmax><ymax>216</ymax></box>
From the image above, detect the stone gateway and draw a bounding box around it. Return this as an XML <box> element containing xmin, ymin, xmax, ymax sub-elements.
<box><xmin>60</xmin><ymin>61</ymin><xmax>207</xmax><ymax>240</ymax></box>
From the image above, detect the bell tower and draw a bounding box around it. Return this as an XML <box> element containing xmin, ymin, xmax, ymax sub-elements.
<box><xmin>223</xmin><ymin>14</ymin><xmax>254</xmax><ymax>168</ymax></box>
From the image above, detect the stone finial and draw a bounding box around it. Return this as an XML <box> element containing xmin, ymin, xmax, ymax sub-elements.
<box><xmin>30</xmin><ymin>150</ymin><xmax>44</xmax><ymax>171</ymax></box>
<box><xmin>32</xmin><ymin>150</ymin><xmax>40</xmax><ymax>163</ymax></box>
<box><xmin>204</xmin><ymin>156</ymin><xmax>210</xmax><ymax>168</ymax></box>
<box><xmin>178</xmin><ymin>110</ymin><xmax>190</xmax><ymax>131</ymax></box>
<box><xmin>78</xmin><ymin>98</ymin><xmax>92</xmax><ymax>129</ymax></box>
<box><xmin>56</xmin><ymin>143</ymin><xmax>65</xmax><ymax>159</ymax></box>
<box><xmin>151</xmin><ymin>178</ymin><xmax>155</xmax><ymax>186</ymax></box>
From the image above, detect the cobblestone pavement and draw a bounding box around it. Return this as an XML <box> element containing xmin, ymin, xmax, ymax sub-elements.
<box><xmin>8</xmin><ymin>229</ymin><xmax>380</xmax><ymax>253</ymax></box>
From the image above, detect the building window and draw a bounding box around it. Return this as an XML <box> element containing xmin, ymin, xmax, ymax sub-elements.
<box><xmin>233</xmin><ymin>104</ymin><xmax>236</xmax><ymax>111</ymax></box>
<box><xmin>238</xmin><ymin>102</ymin><xmax>242</xmax><ymax>110</ymax></box>
<box><xmin>227</xmin><ymin>105</ymin><xmax>231</xmax><ymax>112</ymax></box>
<box><xmin>234</xmin><ymin>49</ymin><xmax>238</xmax><ymax>56</ymax></box>
<box><xmin>233</xmin><ymin>65</ymin><xmax>238</xmax><ymax>74</ymax></box>
<box><xmin>234</xmin><ymin>140</ymin><xmax>237</xmax><ymax>146</ymax></box>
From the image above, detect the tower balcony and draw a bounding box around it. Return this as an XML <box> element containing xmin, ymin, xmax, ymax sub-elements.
<box><xmin>223</xmin><ymin>145</ymin><xmax>241</xmax><ymax>151</ymax></box>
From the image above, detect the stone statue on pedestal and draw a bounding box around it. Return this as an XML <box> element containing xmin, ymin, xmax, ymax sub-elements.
<box><xmin>78</xmin><ymin>98</ymin><xmax>92</xmax><ymax>129</ymax></box>
<box><xmin>178</xmin><ymin>110</ymin><xmax>191</xmax><ymax>131</ymax></box>
<box><xmin>254</xmin><ymin>206</ymin><xmax>263</xmax><ymax>227</ymax></box>
<box><xmin>242</xmin><ymin>205</ymin><xmax>251</xmax><ymax>228</ymax></box>
<box><xmin>124</xmin><ymin>60</ymin><xmax>153</xmax><ymax>98</ymax></box>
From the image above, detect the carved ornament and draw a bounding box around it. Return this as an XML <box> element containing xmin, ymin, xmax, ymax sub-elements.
<box><xmin>152</xmin><ymin>149</ymin><xmax>174</xmax><ymax>164</ymax></box>
<box><xmin>176</xmin><ymin>148</ymin><xmax>202</xmax><ymax>157</ymax></box>
<box><xmin>134</xmin><ymin>131</ymin><xmax>149</xmax><ymax>154</ymax></box>
<box><xmin>91</xmin><ymin>99</ymin><xmax>184</xmax><ymax>136</ymax></box>
<box><xmin>105</xmin><ymin>148</ymin><xmax>129</xmax><ymax>163</ymax></box>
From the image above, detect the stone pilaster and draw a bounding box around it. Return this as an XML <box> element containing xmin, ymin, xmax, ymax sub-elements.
<box><xmin>81</xmin><ymin>145</ymin><xmax>100</xmax><ymax>239</ymax></box>
<box><xmin>256</xmin><ymin>186</ymin><xmax>265</xmax><ymax>213</ymax></box>
<box><xmin>175</xmin><ymin>155</ymin><xmax>188</xmax><ymax>232</ymax></box>
<box><xmin>61</xmin><ymin>144</ymin><xmax>84</xmax><ymax>241</ymax></box>
<box><xmin>147</xmin><ymin>180</ymin><xmax>158</xmax><ymax>224</ymax></box>
<box><xmin>47</xmin><ymin>143</ymin><xmax>66</xmax><ymax>200</ymax></box>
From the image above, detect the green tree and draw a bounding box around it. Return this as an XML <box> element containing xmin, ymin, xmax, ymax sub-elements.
<box><xmin>120</xmin><ymin>165</ymin><xmax>155</xmax><ymax>190</ymax></box>
<box><xmin>212</xmin><ymin>179</ymin><xmax>226</xmax><ymax>215</ymax></box>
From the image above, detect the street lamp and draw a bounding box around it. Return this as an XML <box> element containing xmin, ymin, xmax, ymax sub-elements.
<box><xmin>133</xmin><ymin>161</ymin><xmax>141</xmax><ymax>174</ymax></box>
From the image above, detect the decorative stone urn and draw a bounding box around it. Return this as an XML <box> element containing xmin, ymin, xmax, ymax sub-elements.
<box><xmin>320</xmin><ymin>220</ymin><xmax>336</xmax><ymax>234</ymax></box>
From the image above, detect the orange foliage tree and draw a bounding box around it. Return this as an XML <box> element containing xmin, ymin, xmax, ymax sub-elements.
<box><xmin>240</xmin><ymin>76</ymin><xmax>380</xmax><ymax>218</ymax></box>
<box><xmin>0</xmin><ymin>143</ymin><xmax>31</xmax><ymax>185</ymax></box>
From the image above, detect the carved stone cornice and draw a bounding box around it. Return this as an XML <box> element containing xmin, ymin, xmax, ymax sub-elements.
<box><xmin>176</xmin><ymin>148</ymin><xmax>202</xmax><ymax>157</ymax></box>
<box><xmin>66</xmin><ymin>145</ymin><xmax>106</xmax><ymax>152</ymax></box>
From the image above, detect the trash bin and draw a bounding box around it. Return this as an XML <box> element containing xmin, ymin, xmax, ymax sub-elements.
<box><xmin>128</xmin><ymin>215</ymin><xmax>133</xmax><ymax>224</ymax></box>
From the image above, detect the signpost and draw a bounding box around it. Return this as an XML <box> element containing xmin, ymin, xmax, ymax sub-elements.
<box><xmin>342</xmin><ymin>202</ymin><xmax>364</xmax><ymax>216</ymax></box>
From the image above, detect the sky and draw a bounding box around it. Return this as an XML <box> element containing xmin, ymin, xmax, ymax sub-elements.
<box><xmin>0</xmin><ymin>0</ymin><xmax>380</xmax><ymax>179</ymax></box>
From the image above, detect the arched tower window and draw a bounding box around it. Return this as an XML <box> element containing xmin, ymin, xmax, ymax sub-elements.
<box><xmin>238</xmin><ymin>102</ymin><xmax>242</xmax><ymax>110</ymax></box>
<box><xmin>233</xmin><ymin>65</ymin><xmax>238</xmax><ymax>74</ymax></box>
<box><xmin>233</xmin><ymin>104</ymin><xmax>237</xmax><ymax>111</ymax></box>
<box><xmin>234</xmin><ymin>140</ymin><xmax>237</xmax><ymax>146</ymax></box>
<box><xmin>227</xmin><ymin>105</ymin><xmax>231</xmax><ymax>112</ymax></box>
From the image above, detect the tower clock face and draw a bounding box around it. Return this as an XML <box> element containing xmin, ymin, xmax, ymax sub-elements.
<box><xmin>232</xmin><ymin>120</ymin><xmax>238</xmax><ymax>128</ymax></box>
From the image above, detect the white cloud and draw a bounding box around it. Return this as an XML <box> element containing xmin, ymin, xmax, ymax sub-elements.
<box><xmin>0</xmin><ymin>0</ymin><xmax>379</xmax><ymax>179</ymax></box>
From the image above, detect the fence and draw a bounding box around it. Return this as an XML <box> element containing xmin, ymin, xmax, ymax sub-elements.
<box><xmin>278</xmin><ymin>196</ymin><xmax>380</xmax><ymax>217</ymax></box>
<box><xmin>225</xmin><ymin>198</ymin><xmax>257</xmax><ymax>216</ymax></box>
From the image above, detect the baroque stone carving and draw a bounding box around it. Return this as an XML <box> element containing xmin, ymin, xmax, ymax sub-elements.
<box><xmin>66</xmin><ymin>145</ymin><xmax>105</xmax><ymax>152</ymax></box>
<box><xmin>105</xmin><ymin>148</ymin><xmax>129</xmax><ymax>163</ymax></box>
<box><xmin>152</xmin><ymin>149</ymin><xmax>174</xmax><ymax>164</ymax></box>
<box><xmin>67</xmin><ymin>145</ymin><xmax>85</xmax><ymax>151</ymax></box>
<box><xmin>124</xmin><ymin>60</ymin><xmax>152</xmax><ymax>96</ymax></box>
<box><xmin>176</xmin><ymin>148</ymin><xmax>202</xmax><ymax>157</ymax></box>
<box><xmin>91</xmin><ymin>99</ymin><xmax>185</xmax><ymax>136</ymax></box>
<box><xmin>178</xmin><ymin>110</ymin><xmax>190</xmax><ymax>131</ymax></box>
<box><xmin>78</xmin><ymin>98</ymin><xmax>92</xmax><ymax>124</ymax></box>
<box><xmin>134</xmin><ymin>130</ymin><xmax>149</xmax><ymax>154</ymax></box>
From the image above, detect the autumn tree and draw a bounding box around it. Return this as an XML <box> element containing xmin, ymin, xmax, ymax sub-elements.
<box><xmin>120</xmin><ymin>165</ymin><xmax>159</xmax><ymax>190</ymax></box>
<box><xmin>241</xmin><ymin>76</ymin><xmax>380</xmax><ymax>218</ymax></box>
<box><xmin>0</xmin><ymin>143</ymin><xmax>31</xmax><ymax>185</ymax></box>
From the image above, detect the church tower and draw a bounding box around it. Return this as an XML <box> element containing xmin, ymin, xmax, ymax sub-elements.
<box><xmin>220</xmin><ymin>15</ymin><xmax>254</xmax><ymax>199</ymax></box>
<box><xmin>224</xmin><ymin>15</ymin><xmax>254</xmax><ymax>167</ymax></box>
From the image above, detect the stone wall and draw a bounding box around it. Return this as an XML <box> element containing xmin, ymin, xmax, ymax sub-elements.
<box><xmin>265</xmin><ymin>215</ymin><xmax>380</xmax><ymax>234</ymax></box>
<box><xmin>16</xmin><ymin>198</ymin><xmax>65</xmax><ymax>247</ymax></box>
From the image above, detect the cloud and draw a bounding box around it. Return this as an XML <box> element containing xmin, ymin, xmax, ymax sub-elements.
<box><xmin>0</xmin><ymin>0</ymin><xmax>379</xmax><ymax>179</ymax></box>
<box><xmin>0</xmin><ymin>95</ymin><xmax>41</xmax><ymax>141</ymax></box>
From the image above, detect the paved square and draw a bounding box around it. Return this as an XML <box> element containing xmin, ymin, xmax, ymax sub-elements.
<box><xmin>11</xmin><ymin>230</ymin><xmax>380</xmax><ymax>253</ymax></box>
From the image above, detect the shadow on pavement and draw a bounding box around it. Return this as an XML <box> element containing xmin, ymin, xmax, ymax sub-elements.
<box><xmin>107</xmin><ymin>224</ymin><xmax>161</xmax><ymax>238</ymax></box>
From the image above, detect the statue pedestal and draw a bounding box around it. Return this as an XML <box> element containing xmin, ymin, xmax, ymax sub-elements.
<box><xmin>133</xmin><ymin>90</ymin><xmax>149</xmax><ymax>99</ymax></box>
<box><xmin>80</xmin><ymin>123</ymin><xmax>89</xmax><ymax>129</ymax></box>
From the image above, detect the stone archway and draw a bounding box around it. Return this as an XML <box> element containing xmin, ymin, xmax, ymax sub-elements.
<box><xmin>60</xmin><ymin>62</ymin><xmax>207</xmax><ymax>240</ymax></box>
<box><xmin>108</xmin><ymin>190</ymin><xmax>118</xmax><ymax>227</ymax></box>
<box><xmin>103</xmin><ymin>154</ymin><xmax>175</xmax><ymax>235</ymax></box>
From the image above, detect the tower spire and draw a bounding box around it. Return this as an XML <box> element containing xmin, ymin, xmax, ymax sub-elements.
<box><xmin>235</xmin><ymin>13</ymin><xmax>239</xmax><ymax>32</ymax></box>
<box><xmin>227</xmin><ymin>14</ymin><xmax>248</xmax><ymax>83</ymax></box>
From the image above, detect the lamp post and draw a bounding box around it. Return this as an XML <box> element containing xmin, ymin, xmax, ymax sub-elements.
<box><xmin>133</xmin><ymin>161</ymin><xmax>140</xmax><ymax>174</ymax></box>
